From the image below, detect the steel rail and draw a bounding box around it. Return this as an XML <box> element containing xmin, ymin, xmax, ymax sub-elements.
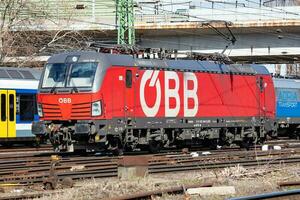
<box><xmin>1</xmin><ymin>154</ymin><xmax>299</xmax><ymax>185</ymax></box>
<box><xmin>228</xmin><ymin>189</ymin><xmax>300</xmax><ymax>200</ymax></box>
<box><xmin>0</xmin><ymin>148</ymin><xmax>297</xmax><ymax>178</ymax></box>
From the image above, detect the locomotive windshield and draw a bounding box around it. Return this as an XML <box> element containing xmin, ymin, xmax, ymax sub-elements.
<box><xmin>42</xmin><ymin>62</ymin><xmax>98</xmax><ymax>88</ymax></box>
<box><xmin>67</xmin><ymin>62</ymin><xmax>97</xmax><ymax>87</ymax></box>
<box><xmin>42</xmin><ymin>63</ymin><xmax>67</xmax><ymax>88</ymax></box>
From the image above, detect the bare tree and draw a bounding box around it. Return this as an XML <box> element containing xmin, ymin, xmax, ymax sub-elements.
<box><xmin>0</xmin><ymin>0</ymin><xmax>27</xmax><ymax>63</ymax></box>
<box><xmin>0</xmin><ymin>0</ymin><xmax>98</xmax><ymax>67</ymax></box>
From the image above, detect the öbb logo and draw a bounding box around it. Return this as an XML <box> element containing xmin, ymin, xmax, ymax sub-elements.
<box><xmin>139</xmin><ymin>70</ymin><xmax>199</xmax><ymax>117</ymax></box>
<box><xmin>58</xmin><ymin>98</ymin><xmax>72</xmax><ymax>104</ymax></box>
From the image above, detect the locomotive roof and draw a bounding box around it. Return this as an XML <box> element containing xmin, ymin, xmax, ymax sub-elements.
<box><xmin>0</xmin><ymin>67</ymin><xmax>41</xmax><ymax>80</ymax></box>
<box><xmin>48</xmin><ymin>51</ymin><xmax>270</xmax><ymax>75</ymax></box>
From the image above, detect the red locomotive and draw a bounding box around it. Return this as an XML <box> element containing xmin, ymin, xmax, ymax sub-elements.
<box><xmin>33</xmin><ymin>51</ymin><xmax>276</xmax><ymax>153</ymax></box>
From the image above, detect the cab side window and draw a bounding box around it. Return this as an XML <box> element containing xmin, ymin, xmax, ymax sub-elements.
<box><xmin>126</xmin><ymin>70</ymin><xmax>132</xmax><ymax>88</ymax></box>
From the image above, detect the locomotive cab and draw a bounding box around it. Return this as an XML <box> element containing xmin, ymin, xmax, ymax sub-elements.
<box><xmin>33</xmin><ymin>52</ymin><xmax>107</xmax><ymax>152</ymax></box>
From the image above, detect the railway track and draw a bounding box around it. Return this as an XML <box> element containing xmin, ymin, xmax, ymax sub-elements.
<box><xmin>0</xmin><ymin>147</ymin><xmax>299</xmax><ymax>185</ymax></box>
<box><xmin>0</xmin><ymin>145</ymin><xmax>300</xmax><ymax>200</ymax></box>
<box><xmin>0</xmin><ymin>138</ymin><xmax>299</xmax><ymax>188</ymax></box>
<box><xmin>0</xmin><ymin>136</ymin><xmax>297</xmax><ymax>156</ymax></box>
<box><xmin>0</xmin><ymin>137</ymin><xmax>298</xmax><ymax>155</ymax></box>
<box><xmin>0</xmin><ymin>145</ymin><xmax>52</xmax><ymax>154</ymax></box>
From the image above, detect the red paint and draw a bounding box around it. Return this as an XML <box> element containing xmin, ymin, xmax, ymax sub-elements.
<box><xmin>38</xmin><ymin>66</ymin><xmax>275</xmax><ymax>121</ymax></box>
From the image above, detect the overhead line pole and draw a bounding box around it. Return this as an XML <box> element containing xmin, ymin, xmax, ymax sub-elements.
<box><xmin>117</xmin><ymin>0</ymin><xmax>135</xmax><ymax>45</ymax></box>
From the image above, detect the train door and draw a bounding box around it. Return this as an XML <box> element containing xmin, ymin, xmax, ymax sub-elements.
<box><xmin>257</xmin><ymin>76</ymin><xmax>266</xmax><ymax>118</ymax></box>
<box><xmin>124</xmin><ymin>69</ymin><xmax>135</xmax><ymax>123</ymax></box>
<box><xmin>0</xmin><ymin>90</ymin><xmax>16</xmax><ymax>138</ymax></box>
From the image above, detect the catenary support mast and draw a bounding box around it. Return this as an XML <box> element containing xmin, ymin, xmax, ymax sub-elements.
<box><xmin>117</xmin><ymin>0</ymin><xmax>135</xmax><ymax>45</ymax></box>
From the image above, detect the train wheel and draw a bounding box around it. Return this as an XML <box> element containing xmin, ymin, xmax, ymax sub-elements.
<box><xmin>112</xmin><ymin>148</ymin><xmax>124</xmax><ymax>156</ymax></box>
<box><xmin>32</xmin><ymin>140</ymin><xmax>41</xmax><ymax>148</ymax></box>
<box><xmin>258</xmin><ymin>136</ymin><xmax>266</xmax><ymax>144</ymax></box>
<box><xmin>1</xmin><ymin>143</ymin><xmax>12</xmax><ymax>147</ymax></box>
<box><xmin>53</xmin><ymin>145</ymin><xmax>60</xmax><ymax>153</ymax></box>
<box><xmin>240</xmin><ymin>138</ymin><xmax>253</xmax><ymax>150</ymax></box>
<box><xmin>108</xmin><ymin>137</ymin><xmax>124</xmax><ymax>156</ymax></box>
<box><xmin>207</xmin><ymin>139</ymin><xmax>219</xmax><ymax>150</ymax></box>
<box><xmin>240</xmin><ymin>142</ymin><xmax>250</xmax><ymax>150</ymax></box>
<box><xmin>124</xmin><ymin>144</ymin><xmax>133</xmax><ymax>152</ymax></box>
<box><xmin>149</xmin><ymin>140</ymin><xmax>162</xmax><ymax>154</ymax></box>
<box><xmin>291</xmin><ymin>131</ymin><xmax>300</xmax><ymax>140</ymax></box>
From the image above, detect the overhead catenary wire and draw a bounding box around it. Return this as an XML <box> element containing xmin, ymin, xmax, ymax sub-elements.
<box><xmin>188</xmin><ymin>4</ymin><xmax>298</xmax><ymax>21</ymax></box>
<box><xmin>244</xmin><ymin>0</ymin><xmax>300</xmax><ymax>16</ymax></box>
<box><xmin>203</xmin><ymin>0</ymin><xmax>300</xmax><ymax>16</ymax></box>
<box><xmin>1</xmin><ymin>0</ymin><xmax>299</xmax><ymax>60</ymax></box>
<box><xmin>44</xmin><ymin>1</ymin><xmax>300</xmax><ymax>56</ymax></box>
<box><xmin>135</xmin><ymin>2</ymin><xmax>300</xmax><ymax>58</ymax></box>
<box><xmin>140</xmin><ymin>0</ymin><xmax>300</xmax><ymax>17</ymax></box>
<box><xmin>1</xmin><ymin>0</ymin><xmax>299</xmax><ymax>19</ymax></box>
<box><xmin>140</xmin><ymin>1</ymin><xmax>300</xmax><ymax>40</ymax></box>
<box><xmin>174</xmin><ymin>5</ymin><xmax>300</xmax><ymax>40</ymax></box>
<box><xmin>138</xmin><ymin>1</ymin><xmax>300</xmax><ymax>28</ymax></box>
<box><xmin>2</xmin><ymin>1</ymin><xmax>299</xmax><ymax>28</ymax></box>
<box><xmin>139</xmin><ymin>0</ymin><xmax>299</xmax><ymax>21</ymax></box>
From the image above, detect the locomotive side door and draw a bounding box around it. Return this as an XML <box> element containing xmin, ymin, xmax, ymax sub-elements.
<box><xmin>7</xmin><ymin>90</ymin><xmax>16</xmax><ymax>138</ymax></box>
<box><xmin>124</xmin><ymin>68</ymin><xmax>135</xmax><ymax>124</ymax></box>
<box><xmin>0</xmin><ymin>90</ymin><xmax>7</xmax><ymax>138</ymax></box>
<box><xmin>257</xmin><ymin>76</ymin><xmax>266</xmax><ymax>118</ymax></box>
<box><xmin>0</xmin><ymin>90</ymin><xmax>16</xmax><ymax>138</ymax></box>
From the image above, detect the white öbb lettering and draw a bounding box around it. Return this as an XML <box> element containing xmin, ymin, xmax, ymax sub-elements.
<box><xmin>58</xmin><ymin>98</ymin><xmax>72</xmax><ymax>104</ymax></box>
<box><xmin>140</xmin><ymin>70</ymin><xmax>198</xmax><ymax>117</ymax></box>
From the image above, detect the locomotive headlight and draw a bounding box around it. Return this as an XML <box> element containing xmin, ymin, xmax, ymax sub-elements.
<box><xmin>92</xmin><ymin>101</ymin><xmax>102</xmax><ymax>116</ymax></box>
<box><xmin>37</xmin><ymin>103</ymin><xmax>43</xmax><ymax>117</ymax></box>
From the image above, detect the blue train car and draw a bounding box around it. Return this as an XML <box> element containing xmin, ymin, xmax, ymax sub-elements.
<box><xmin>0</xmin><ymin>67</ymin><xmax>41</xmax><ymax>145</ymax></box>
<box><xmin>274</xmin><ymin>78</ymin><xmax>300</xmax><ymax>137</ymax></box>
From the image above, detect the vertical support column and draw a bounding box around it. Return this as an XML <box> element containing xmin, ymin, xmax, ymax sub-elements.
<box><xmin>127</xmin><ymin>0</ymin><xmax>135</xmax><ymax>45</ymax></box>
<box><xmin>117</xmin><ymin>0</ymin><xmax>126</xmax><ymax>45</ymax></box>
<box><xmin>117</xmin><ymin>0</ymin><xmax>135</xmax><ymax>45</ymax></box>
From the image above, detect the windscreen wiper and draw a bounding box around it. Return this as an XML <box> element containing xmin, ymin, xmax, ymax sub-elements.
<box><xmin>50</xmin><ymin>82</ymin><xmax>59</xmax><ymax>94</ymax></box>
<box><xmin>50</xmin><ymin>81</ymin><xmax>64</xmax><ymax>94</ymax></box>
<box><xmin>72</xmin><ymin>86</ymin><xmax>79</xmax><ymax>93</ymax></box>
